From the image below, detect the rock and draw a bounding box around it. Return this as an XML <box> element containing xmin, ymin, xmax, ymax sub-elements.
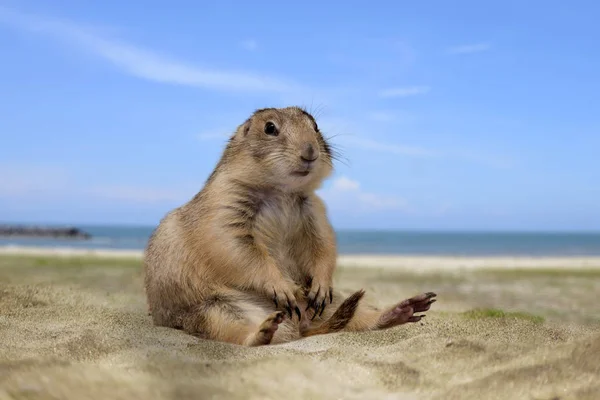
<box><xmin>0</xmin><ymin>225</ymin><xmax>92</xmax><ymax>240</ymax></box>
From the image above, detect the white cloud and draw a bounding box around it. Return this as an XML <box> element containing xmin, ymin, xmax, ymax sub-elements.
<box><xmin>240</xmin><ymin>39</ymin><xmax>258</xmax><ymax>51</ymax></box>
<box><xmin>331</xmin><ymin>176</ymin><xmax>360</xmax><ymax>191</ymax></box>
<box><xmin>320</xmin><ymin>176</ymin><xmax>408</xmax><ymax>212</ymax></box>
<box><xmin>0</xmin><ymin>7</ymin><xmax>299</xmax><ymax>93</ymax></box>
<box><xmin>446</xmin><ymin>43</ymin><xmax>491</xmax><ymax>55</ymax></box>
<box><xmin>378</xmin><ymin>86</ymin><xmax>430</xmax><ymax>98</ymax></box>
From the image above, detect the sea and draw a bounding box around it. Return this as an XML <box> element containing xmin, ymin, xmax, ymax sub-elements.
<box><xmin>1</xmin><ymin>225</ymin><xmax>600</xmax><ymax>256</ymax></box>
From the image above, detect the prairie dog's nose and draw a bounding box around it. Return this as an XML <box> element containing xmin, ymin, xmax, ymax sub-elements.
<box><xmin>300</xmin><ymin>143</ymin><xmax>318</xmax><ymax>162</ymax></box>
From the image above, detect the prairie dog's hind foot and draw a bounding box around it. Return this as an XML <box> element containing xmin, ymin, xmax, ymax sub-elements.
<box><xmin>246</xmin><ymin>311</ymin><xmax>286</xmax><ymax>346</ymax></box>
<box><xmin>377</xmin><ymin>292</ymin><xmax>437</xmax><ymax>329</ymax></box>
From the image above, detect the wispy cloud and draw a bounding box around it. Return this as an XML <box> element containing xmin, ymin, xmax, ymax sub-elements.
<box><xmin>0</xmin><ymin>7</ymin><xmax>300</xmax><ymax>93</ymax></box>
<box><xmin>335</xmin><ymin>134</ymin><xmax>513</xmax><ymax>169</ymax></box>
<box><xmin>240</xmin><ymin>39</ymin><xmax>258</xmax><ymax>51</ymax></box>
<box><xmin>378</xmin><ymin>86</ymin><xmax>431</xmax><ymax>98</ymax></box>
<box><xmin>446</xmin><ymin>43</ymin><xmax>491</xmax><ymax>55</ymax></box>
<box><xmin>318</xmin><ymin>117</ymin><xmax>513</xmax><ymax>168</ymax></box>
<box><xmin>330</xmin><ymin>176</ymin><xmax>360</xmax><ymax>191</ymax></box>
<box><xmin>320</xmin><ymin>176</ymin><xmax>408</xmax><ymax>212</ymax></box>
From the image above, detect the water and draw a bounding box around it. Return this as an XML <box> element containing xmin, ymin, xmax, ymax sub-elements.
<box><xmin>1</xmin><ymin>225</ymin><xmax>600</xmax><ymax>256</ymax></box>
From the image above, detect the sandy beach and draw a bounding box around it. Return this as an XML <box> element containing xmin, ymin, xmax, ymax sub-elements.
<box><xmin>3</xmin><ymin>244</ymin><xmax>600</xmax><ymax>270</ymax></box>
<box><xmin>1</xmin><ymin>246</ymin><xmax>600</xmax><ymax>399</ymax></box>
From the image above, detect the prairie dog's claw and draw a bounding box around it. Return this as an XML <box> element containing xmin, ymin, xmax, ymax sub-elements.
<box><xmin>306</xmin><ymin>282</ymin><xmax>332</xmax><ymax>319</ymax></box>
<box><xmin>271</xmin><ymin>285</ymin><xmax>301</xmax><ymax>320</ymax></box>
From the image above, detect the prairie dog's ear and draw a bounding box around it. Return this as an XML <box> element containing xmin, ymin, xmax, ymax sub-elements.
<box><xmin>232</xmin><ymin>118</ymin><xmax>251</xmax><ymax>140</ymax></box>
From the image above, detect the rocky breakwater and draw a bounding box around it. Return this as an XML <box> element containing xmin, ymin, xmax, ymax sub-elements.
<box><xmin>0</xmin><ymin>225</ymin><xmax>92</xmax><ymax>240</ymax></box>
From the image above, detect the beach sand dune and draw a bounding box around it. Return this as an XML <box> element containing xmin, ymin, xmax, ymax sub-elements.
<box><xmin>1</xmin><ymin>252</ymin><xmax>599</xmax><ymax>400</ymax></box>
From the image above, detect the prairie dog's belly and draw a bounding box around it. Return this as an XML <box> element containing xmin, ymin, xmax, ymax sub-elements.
<box><xmin>253</xmin><ymin>194</ymin><xmax>307</xmax><ymax>282</ymax></box>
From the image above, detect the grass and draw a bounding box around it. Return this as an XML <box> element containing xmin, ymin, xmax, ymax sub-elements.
<box><xmin>477</xmin><ymin>268</ymin><xmax>600</xmax><ymax>279</ymax></box>
<box><xmin>0</xmin><ymin>255</ymin><xmax>142</xmax><ymax>285</ymax></box>
<box><xmin>0</xmin><ymin>254</ymin><xmax>142</xmax><ymax>269</ymax></box>
<box><xmin>461</xmin><ymin>308</ymin><xmax>546</xmax><ymax>324</ymax></box>
<box><xmin>333</xmin><ymin>266</ymin><xmax>465</xmax><ymax>286</ymax></box>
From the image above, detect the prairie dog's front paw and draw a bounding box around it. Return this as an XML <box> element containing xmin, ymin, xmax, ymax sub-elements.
<box><xmin>305</xmin><ymin>278</ymin><xmax>333</xmax><ymax>319</ymax></box>
<box><xmin>269</xmin><ymin>282</ymin><xmax>301</xmax><ymax>320</ymax></box>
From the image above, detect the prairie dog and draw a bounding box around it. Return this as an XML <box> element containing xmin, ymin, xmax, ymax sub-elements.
<box><xmin>143</xmin><ymin>106</ymin><xmax>436</xmax><ymax>346</ymax></box>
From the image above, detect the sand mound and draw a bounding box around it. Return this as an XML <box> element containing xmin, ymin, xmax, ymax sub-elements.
<box><xmin>1</xmin><ymin>255</ymin><xmax>599</xmax><ymax>399</ymax></box>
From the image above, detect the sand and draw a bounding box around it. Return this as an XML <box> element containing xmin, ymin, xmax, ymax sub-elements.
<box><xmin>1</xmin><ymin>248</ymin><xmax>600</xmax><ymax>399</ymax></box>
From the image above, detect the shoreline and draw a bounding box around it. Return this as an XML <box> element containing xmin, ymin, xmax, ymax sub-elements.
<box><xmin>2</xmin><ymin>244</ymin><xmax>600</xmax><ymax>270</ymax></box>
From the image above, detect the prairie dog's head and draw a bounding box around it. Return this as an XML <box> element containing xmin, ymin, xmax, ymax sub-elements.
<box><xmin>228</xmin><ymin>106</ymin><xmax>334</xmax><ymax>191</ymax></box>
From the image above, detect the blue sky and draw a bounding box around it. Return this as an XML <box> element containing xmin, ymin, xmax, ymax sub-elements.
<box><xmin>0</xmin><ymin>1</ymin><xmax>598</xmax><ymax>231</ymax></box>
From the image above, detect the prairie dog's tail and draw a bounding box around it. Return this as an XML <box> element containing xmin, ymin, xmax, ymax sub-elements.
<box><xmin>300</xmin><ymin>289</ymin><xmax>365</xmax><ymax>337</ymax></box>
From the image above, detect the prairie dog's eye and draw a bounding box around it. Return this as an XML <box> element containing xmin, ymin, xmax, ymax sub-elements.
<box><xmin>264</xmin><ymin>121</ymin><xmax>278</xmax><ymax>136</ymax></box>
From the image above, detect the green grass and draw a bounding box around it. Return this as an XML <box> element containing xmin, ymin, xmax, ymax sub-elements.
<box><xmin>461</xmin><ymin>308</ymin><xmax>546</xmax><ymax>324</ymax></box>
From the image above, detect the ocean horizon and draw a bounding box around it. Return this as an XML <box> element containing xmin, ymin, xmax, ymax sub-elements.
<box><xmin>1</xmin><ymin>224</ymin><xmax>600</xmax><ymax>256</ymax></box>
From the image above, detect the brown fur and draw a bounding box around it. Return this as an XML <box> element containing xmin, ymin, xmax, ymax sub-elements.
<box><xmin>143</xmin><ymin>106</ymin><xmax>437</xmax><ymax>346</ymax></box>
<box><xmin>300</xmin><ymin>289</ymin><xmax>365</xmax><ymax>337</ymax></box>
